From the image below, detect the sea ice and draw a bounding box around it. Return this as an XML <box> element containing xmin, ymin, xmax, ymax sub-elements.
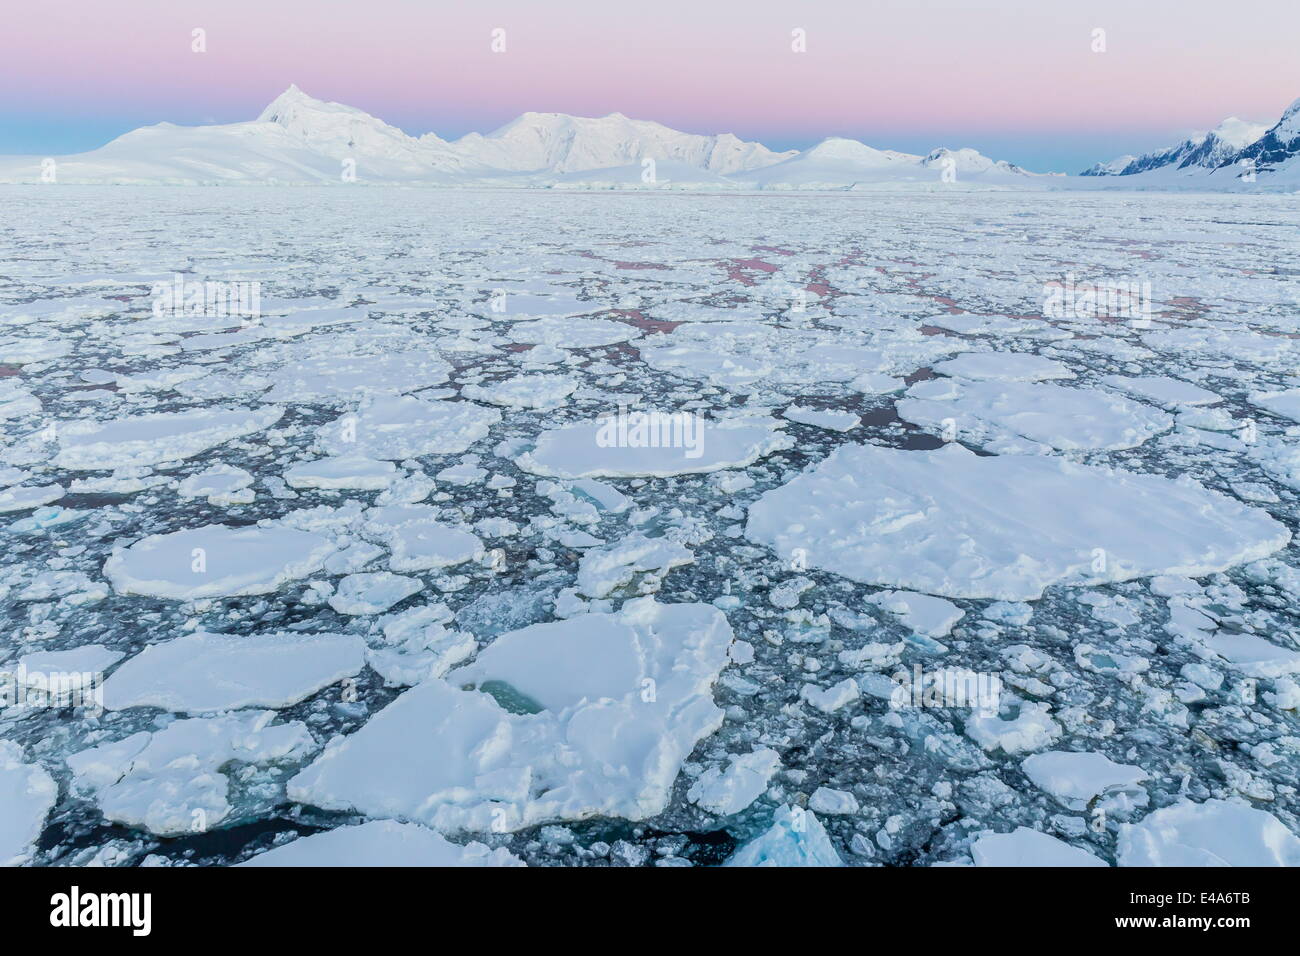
<box><xmin>102</xmin><ymin>631</ymin><xmax>366</xmax><ymax>712</ymax></box>
<box><xmin>746</xmin><ymin>444</ymin><xmax>1289</xmax><ymax>600</ymax></box>
<box><xmin>104</xmin><ymin>525</ymin><xmax>337</xmax><ymax>600</ymax></box>
<box><xmin>288</xmin><ymin>598</ymin><xmax>734</xmax><ymax>832</ymax></box>
<box><xmin>239</xmin><ymin>820</ymin><xmax>523</xmax><ymax>867</ymax></box>
<box><xmin>1118</xmin><ymin>799</ymin><xmax>1300</xmax><ymax>866</ymax></box>
<box><xmin>0</xmin><ymin>742</ymin><xmax>57</xmax><ymax>866</ymax></box>
<box><xmin>970</xmin><ymin>827</ymin><xmax>1107</xmax><ymax>867</ymax></box>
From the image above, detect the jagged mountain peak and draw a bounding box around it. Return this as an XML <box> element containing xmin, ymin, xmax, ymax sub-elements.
<box><xmin>1081</xmin><ymin>111</ymin><xmax>1272</xmax><ymax>177</ymax></box>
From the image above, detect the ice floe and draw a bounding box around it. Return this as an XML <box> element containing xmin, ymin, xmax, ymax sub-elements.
<box><xmin>1118</xmin><ymin>799</ymin><xmax>1300</xmax><ymax>866</ymax></box>
<box><xmin>288</xmin><ymin>598</ymin><xmax>733</xmax><ymax>832</ymax></box>
<box><xmin>240</xmin><ymin>820</ymin><xmax>524</xmax><ymax>867</ymax></box>
<box><xmin>104</xmin><ymin>525</ymin><xmax>336</xmax><ymax>599</ymax></box>
<box><xmin>102</xmin><ymin>631</ymin><xmax>365</xmax><ymax>712</ymax></box>
<box><xmin>746</xmin><ymin>444</ymin><xmax>1289</xmax><ymax>600</ymax></box>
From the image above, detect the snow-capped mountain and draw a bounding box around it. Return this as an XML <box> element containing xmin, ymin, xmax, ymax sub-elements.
<box><xmin>256</xmin><ymin>84</ymin><xmax>475</xmax><ymax>173</ymax></box>
<box><xmin>736</xmin><ymin>137</ymin><xmax>1043</xmax><ymax>189</ymax></box>
<box><xmin>1080</xmin><ymin>116</ymin><xmax>1268</xmax><ymax>176</ymax></box>
<box><xmin>0</xmin><ymin>86</ymin><xmax>1049</xmax><ymax>188</ymax></box>
<box><xmin>1222</xmin><ymin>97</ymin><xmax>1300</xmax><ymax>178</ymax></box>
<box><xmin>451</xmin><ymin>111</ymin><xmax>794</xmax><ymax>174</ymax></box>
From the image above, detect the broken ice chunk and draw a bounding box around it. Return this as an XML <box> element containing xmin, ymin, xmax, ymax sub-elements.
<box><xmin>970</xmin><ymin>827</ymin><xmax>1107</xmax><ymax>867</ymax></box>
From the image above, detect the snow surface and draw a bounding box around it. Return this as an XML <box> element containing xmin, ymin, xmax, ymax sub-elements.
<box><xmin>288</xmin><ymin>598</ymin><xmax>733</xmax><ymax>832</ymax></box>
<box><xmin>746</xmin><ymin>444</ymin><xmax>1288</xmax><ymax>600</ymax></box>
<box><xmin>1118</xmin><ymin>799</ymin><xmax>1300</xmax><ymax>866</ymax></box>
<box><xmin>102</xmin><ymin>631</ymin><xmax>365</xmax><ymax>712</ymax></box>
<box><xmin>239</xmin><ymin>820</ymin><xmax>524</xmax><ymax>867</ymax></box>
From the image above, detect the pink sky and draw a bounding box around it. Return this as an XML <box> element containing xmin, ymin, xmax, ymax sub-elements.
<box><xmin>2</xmin><ymin>0</ymin><xmax>1297</xmax><ymax>168</ymax></box>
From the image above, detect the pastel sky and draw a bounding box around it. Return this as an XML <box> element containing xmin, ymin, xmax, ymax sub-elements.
<box><xmin>2</xmin><ymin>0</ymin><xmax>1297</xmax><ymax>171</ymax></box>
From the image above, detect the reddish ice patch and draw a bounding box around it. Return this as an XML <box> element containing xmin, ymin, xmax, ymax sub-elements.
<box><xmin>725</xmin><ymin>257</ymin><xmax>779</xmax><ymax>286</ymax></box>
<box><xmin>612</xmin><ymin>309</ymin><xmax>679</xmax><ymax>334</ymax></box>
<box><xmin>0</xmin><ymin>365</ymin><xmax>19</xmax><ymax>378</ymax></box>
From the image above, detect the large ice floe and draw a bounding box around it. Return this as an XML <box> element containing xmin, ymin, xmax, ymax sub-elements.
<box><xmin>1117</xmin><ymin>799</ymin><xmax>1300</xmax><ymax>866</ymax></box>
<box><xmin>104</xmin><ymin>525</ymin><xmax>337</xmax><ymax>599</ymax></box>
<box><xmin>746</xmin><ymin>444</ymin><xmax>1289</xmax><ymax>600</ymax></box>
<box><xmin>54</xmin><ymin>406</ymin><xmax>284</xmax><ymax>470</ymax></box>
<box><xmin>239</xmin><ymin>820</ymin><xmax>523</xmax><ymax>867</ymax></box>
<box><xmin>516</xmin><ymin>415</ymin><xmax>792</xmax><ymax>478</ymax></box>
<box><xmin>288</xmin><ymin>598</ymin><xmax>734</xmax><ymax>831</ymax></box>
<box><xmin>101</xmin><ymin>631</ymin><xmax>365</xmax><ymax>712</ymax></box>
<box><xmin>898</xmin><ymin>378</ymin><xmax>1172</xmax><ymax>451</ymax></box>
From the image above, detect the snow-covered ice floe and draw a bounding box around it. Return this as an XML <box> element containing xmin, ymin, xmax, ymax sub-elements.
<box><xmin>239</xmin><ymin>820</ymin><xmax>524</xmax><ymax>867</ymax></box>
<box><xmin>288</xmin><ymin>598</ymin><xmax>733</xmax><ymax>832</ymax></box>
<box><xmin>746</xmin><ymin>444</ymin><xmax>1289</xmax><ymax>600</ymax></box>
<box><xmin>104</xmin><ymin>525</ymin><xmax>337</xmax><ymax>599</ymax></box>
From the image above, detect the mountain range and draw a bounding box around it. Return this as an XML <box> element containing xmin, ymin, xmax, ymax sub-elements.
<box><xmin>2</xmin><ymin>85</ymin><xmax>1297</xmax><ymax>190</ymax></box>
<box><xmin>1081</xmin><ymin>100</ymin><xmax>1300</xmax><ymax>185</ymax></box>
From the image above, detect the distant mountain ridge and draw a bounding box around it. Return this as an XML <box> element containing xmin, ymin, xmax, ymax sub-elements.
<box><xmin>4</xmin><ymin>85</ymin><xmax>1297</xmax><ymax>189</ymax></box>
<box><xmin>1079</xmin><ymin>109</ymin><xmax>1294</xmax><ymax>183</ymax></box>
<box><xmin>0</xmin><ymin>84</ymin><xmax>1044</xmax><ymax>189</ymax></box>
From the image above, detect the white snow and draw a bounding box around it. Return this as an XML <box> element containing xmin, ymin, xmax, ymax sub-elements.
<box><xmin>104</xmin><ymin>525</ymin><xmax>336</xmax><ymax>599</ymax></box>
<box><xmin>746</xmin><ymin>444</ymin><xmax>1289</xmax><ymax>601</ymax></box>
<box><xmin>1118</xmin><ymin>799</ymin><xmax>1300</xmax><ymax>866</ymax></box>
<box><xmin>971</xmin><ymin>828</ymin><xmax>1107</xmax><ymax>867</ymax></box>
<box><xmin>239</xmin><ymin>820</ymin><xmax>523</xmax><ymax>867</ymax></box>
<box><xmin>102</xmin><ymin>631</ymin><xmax>365</xmax><ymax>712</ymax></box>
<box><xmin>288</xmin><ymin>598</ymin><xmax>734</xmax><ymax>832</ymax></box>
